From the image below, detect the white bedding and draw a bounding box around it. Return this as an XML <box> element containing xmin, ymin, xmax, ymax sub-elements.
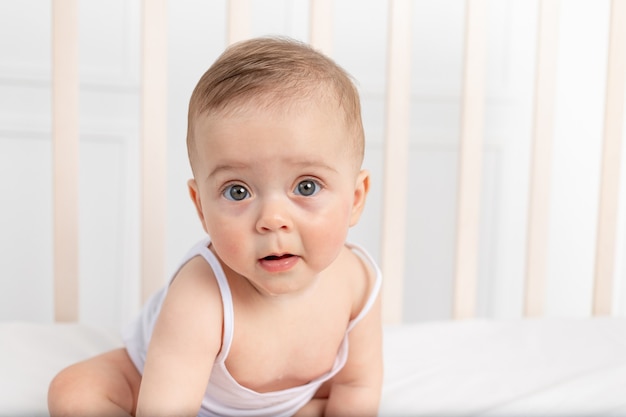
<box><xmin>383</xmin><ymin>318</ymin><xmax>626</xmax><ymax>416</ymax></box>
<box><xmin>1</xmin><ymin>318</ymin><xmax>625</xmax><ymax>416</ymax></box>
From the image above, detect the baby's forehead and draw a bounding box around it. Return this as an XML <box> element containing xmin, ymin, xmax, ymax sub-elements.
<box><xmin>195</xmin><ymin>96</ymin><xmax>340</xmax><ymax>132</ymax></box>
<box><xmin>191</xmin><ymin>101</ymin><xmax>359</xmax><ymax>164</ymax></box>
<box><xmin>193</xmin><ymin>91</ymin><xmax>348</xmax><ymax>137</ymax></box>
<box><xmin>188</xmin><ymin>88</ymin><xmax>364</xmax><ymax>174</ymax></box>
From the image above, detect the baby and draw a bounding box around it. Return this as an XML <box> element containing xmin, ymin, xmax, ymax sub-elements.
<box><xmin>48</xmin><ymin>36</ymin><xmax>382</xmax><ymax>417</ymax></box>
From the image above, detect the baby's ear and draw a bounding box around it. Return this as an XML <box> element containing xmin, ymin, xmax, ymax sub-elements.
<box><xmin>188</xmin><ymin>179</ymin><xmax>209</xmax><ymax>234</ymax></box>
<box><xmin>349</xmin><ymin>170</ymin><xmax>370</xmax><ymax>227</ymax></box>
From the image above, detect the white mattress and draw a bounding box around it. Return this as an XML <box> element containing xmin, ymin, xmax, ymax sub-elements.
<box><xmin>1</xmin><ymin>318</ymin><xmax>625</xmax><ymax>416</ymax></box>
<box><xmin>0</xmin><ymin>322</ymin><xmax>122</xmax><ymax>417</ymax></box>
<box><xmin>382</xmin><ymin>318</ymin><xmax>626</xmax><ymax>416</ymax></box>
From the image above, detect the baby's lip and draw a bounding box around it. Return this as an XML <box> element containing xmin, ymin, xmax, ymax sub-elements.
<box><xmin>258</xmin><ymin>253</ymin><xmax>299</xmax><ymax>272</ymax></box>
<box><xmin>261</xmin><ymin>253</ymin><xmax>294</xmax><ymax>261</ymax></box>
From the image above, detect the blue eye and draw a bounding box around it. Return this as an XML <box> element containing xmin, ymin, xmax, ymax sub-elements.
<box><xmin>295</xmin><ymin>180</ymin><xmax>320</xmax><ymax>197</ymax></box>
<box><xmin>224</xmin><ymin>184</ymin><xmax>250</xmax><ymax>201</ymax></box>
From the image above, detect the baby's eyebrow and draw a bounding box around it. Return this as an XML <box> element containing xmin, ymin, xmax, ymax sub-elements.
<box><xmin>208</xmin><ymin>159</ymin><xmax>338</xmax><ymax>179</ymax></box>
<box><xmin>286</xmin><ymin>158</ymin><xmax>339</xmax><ymax>173</ymax></box>
<box><xmin>206</xmin><ymin>162</ymin><xmax>248</xmax><ymax>180</ymax></box>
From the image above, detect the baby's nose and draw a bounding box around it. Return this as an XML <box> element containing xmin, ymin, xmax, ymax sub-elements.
<box><xmin>255</xmin><ymin>199</ymin><xmax>293</xmax><ymax>233</ymax></box>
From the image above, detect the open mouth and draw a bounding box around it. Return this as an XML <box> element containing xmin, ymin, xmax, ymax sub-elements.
<box><xmin>263</xmin><ymin>254</ymin><xmax>294</xmax><ymax>261</ymax></box>
<box><xmin>259</xmin><ymin>253</ymin><xmax>299</xmax><ymax>272</ymax></box>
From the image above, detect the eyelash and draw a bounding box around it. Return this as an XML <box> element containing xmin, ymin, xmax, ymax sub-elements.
<box><xmin>294</xmin><ymin>179</ymin><xmax>321</xmax><ymax>197</ymax></box>
<box><xmin>221</xmin><ymin>179</ymin><xmax>323</xmax><ymax>201</ymax></box>
<box><xmin>222</xmin><ymin>184</ymin><xmax>250</xmax><ymax>201</ymax></box>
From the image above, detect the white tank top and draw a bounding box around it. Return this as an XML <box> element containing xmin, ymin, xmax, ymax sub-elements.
<box><xmin>123</xmin><ymin>237</ymin><xmax>382</xmax><ymax>417</ymax></box>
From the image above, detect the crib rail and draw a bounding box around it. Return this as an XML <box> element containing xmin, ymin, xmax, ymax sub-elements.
<box><xmin>52</xmin><ymin>0</ymin><xmax>79</xmax><ymax>322</ymax></box>
<box><xmin>140</xmin><ymin>0</ymin><xmax>168</xmax><ymax>305</ymax></box>
<box><xmin>524</xmin><ymin>0</ymin><xmax>560</xmax><ymax>317</ymax></box>
<box><xmin>380</xmin><ymin>0</ymin><xmax>412</xmax><ymax>324</ymax></box>
<box><xmin>452</xmin><ymin>0</ymin><xmax>487</xmax><ymax>320</ymax></box>
<box><xmin>49</xmin><ymin>0</ymin><xmax>625</xmax><ymax>324</ymax></box>
<box><xmin>594</xmin><ymin>0</ymin><xmax>626</xmax><ymax>316</ymax></box>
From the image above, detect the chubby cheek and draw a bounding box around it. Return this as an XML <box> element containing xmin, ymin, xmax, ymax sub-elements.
<box><xmin>313</xmin><ymin>225</ymin><xmax>347</xmax><ymax>265</ymax></box>
<box><xmin>302</xmin><ymin>201</ymin><xmax>352</xmax><ymax>268</ymax></box>
<box><xmin>203</xmin><ymin>212</ymin><xmax>250</xmax><ymax>266</ymax></box>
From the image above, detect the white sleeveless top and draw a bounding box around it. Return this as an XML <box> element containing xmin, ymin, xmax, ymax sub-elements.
<box><xmin>123</xmin><ymin>237</ymin><xmax>382</xmax><ymax>417</ymax></box>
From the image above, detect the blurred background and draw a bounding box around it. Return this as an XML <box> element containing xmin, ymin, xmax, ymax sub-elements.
<box><xmin>1</xmin><ymin>0</ymin><xmax>625</xmax><ymax>329</ymax></box>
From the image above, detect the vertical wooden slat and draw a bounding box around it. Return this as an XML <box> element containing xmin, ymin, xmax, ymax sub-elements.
<box><xmin>310</xmin><ymin>0</ymin><xmax>333</xmax><ymax>56</ymax></box>
<box><xmin>141</xmin><ymin>0</ymin><xmax>168</xmax><ymax>304</ymax></box>
<box><xmin>52</xmin><ymin>0</ymin><xmax>80</xmax><ymax>322</ymax></box>
<box><xmin>453</xmin><ymin>0</ymin><xmax>487</xmax><ymax>320</ymax></box>
<box><xmin>228</xmin><ymin>0</ymin><xmax>251</xmax><ymax>45</ymax></box>
<box><xmin>524</xmin><ymin>0</ymin><xmax>560</xmax><ymax>317</ymax></box>
<box><xmin>381</xmin><ymin>0</ymin><xmax>412</xmax><ymax>325</ymax></box>
<box><xmin>593</xmin><ymin>0</ymin><xmax>626</xmax><ymax>316</ymax></box>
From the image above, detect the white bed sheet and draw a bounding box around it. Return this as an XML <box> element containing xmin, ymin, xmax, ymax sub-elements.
<box><xmin>382</xmin><ymin>318</ymin><xmax>626</xmax><ymax>416</ymax></box>
<box><xmin>1</xmin><ymin>318</ymin><xmax>625</xmax><ymax>416</ymax></box>
<box><xmin>0</xmin><ymin>322</ymin><xmax>122</xmax><ymax>417</ymax></box>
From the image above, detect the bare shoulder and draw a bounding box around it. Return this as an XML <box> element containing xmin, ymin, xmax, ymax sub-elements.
<box><xmin>148</xmin><ymin>253</ymin><xmax>225</xmax><ymax>357</ymax></box>
<box><xmin>336</xmin><ymin>244</ymin><xmax>379</xmax><ymax>320</ymax></box>
<box><xmin>161</xmin><ymin>254</ymin><xmax>224</xmax><ymax>326</ymax></box>
<box><xmin>172</xmin><ymin>254</ymin><xmax>223</xmax><ymax>296</ymax></box>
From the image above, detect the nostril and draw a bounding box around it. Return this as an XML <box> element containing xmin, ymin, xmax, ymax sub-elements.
<box><xmin>256</xmin><ymin>213</ymin><xmax>291</xmax><ymax>232</ymax></box>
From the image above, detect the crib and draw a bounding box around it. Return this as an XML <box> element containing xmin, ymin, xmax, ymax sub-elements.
<box><xmin>1</xmin><ymin>0</ymin><xmax>626</xmax><ymax>416</ymax></box>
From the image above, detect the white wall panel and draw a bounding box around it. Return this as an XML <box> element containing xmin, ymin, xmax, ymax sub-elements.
<box><xmin>404</xmin><ymin>146</ymin><xmax>458</xmax><ymax>321</ymax></box>
<box><xmin>165</xmin><ymin>0</ymin><xmax>228</xmax><ymax>278</ymax></box>
<box><xmin>411</xmin><ymin>0</ymin><xmax>464</xmax><ymax>97</ymax></box>
<box><xmin>1</xmin><ymin>0</ymin><xmax>625</xmax><ymax>325</ymax></box>
<box><xmin>0</xmin><ymin>1</ymin><xmax>51</xmax><ymax>78</ymax></box>
<box><xmin>334</xmin><ymin>0</ymin><xmax>388</xmax><ymax>93</ymax></box>
<box><xmin>0</xmin><ymin>0</ymin><xmax>141</xmax><ymax>328</ymax></box>
<box><xmin>547</xmin><ymin>0</ymin><xmax>610</xmax><ymax>317</ymax></box>
<box><xmin>79</xmin><ymin>0</ymin><xmax>140</xmax><ymax>84</ymax></box>
<box><xmin>249</xmin><ymin>0</ymin><xmax>309</xmax><ymax>41</ymax></box>
<box><xmin>0</xmin><ymin>135</ymin><xmax>53</xmax><ymax>322</ymax></box>
<box><xmin>79</xmin><ymin>138</ymin><xmax>128</xmax><ymax>328</ymax></box>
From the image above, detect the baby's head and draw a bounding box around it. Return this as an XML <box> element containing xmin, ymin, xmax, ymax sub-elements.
<box><xmin>186</xmin><ymin>37</ymin><xmax>365</xmax><ymax>177</ymax></box>
<box><xmin>186</xmin><ymin>38</ymin><xmax>371</xmax><ymax>292</ymax></box>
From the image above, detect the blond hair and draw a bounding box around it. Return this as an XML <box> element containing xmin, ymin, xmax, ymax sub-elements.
<box><xmin>186</xmin><ymin>37</ymin><xmax>364</xmax><ymax>173</ymax></box>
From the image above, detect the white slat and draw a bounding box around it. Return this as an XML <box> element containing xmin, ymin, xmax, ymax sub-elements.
<box><xmin>524</xmin><ymin>0</ymin><xmax>560</xmax><ymax>317</ymax></box>
<box><xmin>381</xmin><ymin>0</ymin><xmax>412</xmax><ymax>324</ymax></box>
<box><xmin>141</xmin><ymin>0</ymin><xmax>168</xmax><ymax>304</ymax></box>
<box><xmin>453</xmin><ymin>0</ymin><xmax>487</xmax><ymax>320</ymax></box>
<box><xmin>593</xmin><ymin>0</ymin><xmax>626</xmax><ymax>316</ymax></box>
<box><xmin>52</xmin><ymin>0</ymin><xmax>80</xmax><ymax>322</ymax></box>
<box><xmin>228</xmin><ymin>0</ymin><xmax>251</xmax><ymax>45</ymax></box>
<box><xmin>310</xmin><ymin>0</ymin><xmax>333</xmax><ymax>56</ymax></box>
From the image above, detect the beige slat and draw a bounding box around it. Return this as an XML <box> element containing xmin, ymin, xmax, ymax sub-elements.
<box><xmin>381</xmin><ymin>0</ymin><xmax>412</xmax><ymax>325</ymax></box>
<box><xmin>309</xmin><ymin>0</ymin><xmax>333</xmax><ymax>56</ymax></box>
<box><xmin>593</xmin><ymin>0</ymin><xmax>626</xmax><ymax>316</ymax></box>
<box><xmin>52</xmin><ymin>0</ymin><xmax>80</xmax><ymax>322</ymax></box>
<box><xmin>453</xmin><ymin>0</ymin><xmax>487</xmax><ymax>320</ymax></box>
<box><xmin>141</xmin><ymin>0</ymin><xmax>168</xmax><ymax>304</ymax></box>
<box><xmin>228</xmin><ymin>0</ymin><xmax>251</xmax><ymax>45</ymax></box>
<box><xmin>524</xmin><ymin>0</ymin><xmax>560</xmax><ymax>317</ymax></box>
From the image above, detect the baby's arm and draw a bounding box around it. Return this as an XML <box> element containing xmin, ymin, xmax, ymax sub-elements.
<box><xmin>293</xmin><ymin>398</ymin><xmax>328</xmax><ymax>417</ymax></box>
<box><xmin>135</xmin><ymin>257</ymin><xmax>224</xmax><ymax>417</ymax></box>
<box><xmin>324</xmin><ymin>292</ymin><xmax>383</xmax><ymax>416</ymax></box>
